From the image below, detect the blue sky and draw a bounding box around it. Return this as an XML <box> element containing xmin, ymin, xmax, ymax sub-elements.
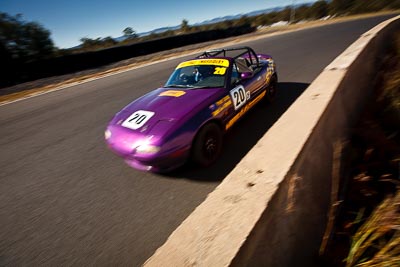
<box><xmin>1</xmin><ymin>0</ymin><xmax>317</xmax><ymax>49</ymax></box>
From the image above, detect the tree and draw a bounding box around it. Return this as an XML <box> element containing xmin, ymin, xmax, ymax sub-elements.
<box><xmin>102</xmin><ymin>36</ymin><xmax>117</xmax><ymax>46</ymax></box>
<box><xmin>123</xmin><ymin>27</ymin><xmax>138</xmax><ymax>38</ymax></box>
<box><xmin>308</xmin><ymin>0</ymin><xmax>329</xmax><ymax>19</ymax></box>
<box><xmin>0</xmin><ymin>12</ymin><xmax>55</xmax><ymax>63</ymax></box>
<box><xmin>234</xmin><ymin>15</ymin><xmax>251</xmax><ymax>27</ymax></box>
<box><xmin>0</xmin><ymin>12</ymin><xmax>56</xmax><ymax>86</ymax></box>
<box><xmin>295</xmin><ymin>5</ymin><xmax>313</xmax><ymax>21</ymax></box>
<box><xmin>79</xmin><ymin>36</ymin><xmax>117</xmax><ymax>50</ymax></box>
<box><xmin>79</xmin><ymin>37</ymin><xmax>101</xmax><ymax>48</ymax></box>
<box><xmin>329</xmin><ymin>0</ymin><xmax>355</xmax><ymax>15</ymax></box>
<box><xmin>276</xmin><ymin>7</ymin><xmax>292</xmax><ymax>22</ymax></box>
<box><xmin>181</xmin><ymin>19</ymin><xmax>190</xmax><ymax>32</ymax></box>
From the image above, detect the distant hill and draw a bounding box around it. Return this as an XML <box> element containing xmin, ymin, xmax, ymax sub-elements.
<box><xmin>192</xmin><ymin>7</ymin><xmax>285</xmax><ymax>26</ymax></box>
<box><xmin>113</xmin><ymin>2</ymin><xmax>314</xmax><ymax>42</ymax></box>
<box><xmin>114</xmin><ymin>5</ymin><xmax>290</xmax><ymax>42</ymax></box>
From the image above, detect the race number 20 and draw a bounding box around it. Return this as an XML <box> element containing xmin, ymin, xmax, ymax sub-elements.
<box><xmin>122</xmin><ymin>110</ymin><xmax>155</xmax><ymax>130</ymax></box>
<box><xmin>230</xmin><ymin>85</ymin><xmax>248</xmax><ymax>110</ymax></box>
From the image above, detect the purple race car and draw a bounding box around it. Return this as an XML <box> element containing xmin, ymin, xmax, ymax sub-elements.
<box><xmin>105</xmin><ymin>46</ymin><xmax>277</xmax><ymax>172</ymax></box>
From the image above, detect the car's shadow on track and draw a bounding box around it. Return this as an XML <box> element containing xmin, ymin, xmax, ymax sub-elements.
<box><xmin>163</xmin><ymin>82</ymin><xmax>309</xmax><ymax>181</ymax></box>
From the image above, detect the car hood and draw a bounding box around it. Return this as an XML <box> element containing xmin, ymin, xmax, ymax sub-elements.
<box><xmin>111</xmin><ymin>87</ymin><xmax>224</xmax><ymax>135</ymax></box>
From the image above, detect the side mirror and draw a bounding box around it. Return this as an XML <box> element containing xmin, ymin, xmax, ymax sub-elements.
<box><xmin>241</xmin><ymin>72</ymin><xmax>254</xmax><ymax>80</ymax></box>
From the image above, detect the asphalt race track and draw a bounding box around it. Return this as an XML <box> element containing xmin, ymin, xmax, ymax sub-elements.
<box><xmin>0</xmin><ymin>14</ymin><xmax>395</xmax><ymax>266</ymax></box>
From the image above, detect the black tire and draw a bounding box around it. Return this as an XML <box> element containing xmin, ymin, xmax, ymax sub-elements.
<box><xmin>192</xmin><ymin>123</ymin><xmax>223</xmax><ymax>167</ymax></box>
<box><xmin>265</xmin><ymin>75</ymin><xmax>278</xmax><ymax>103</ymax></box>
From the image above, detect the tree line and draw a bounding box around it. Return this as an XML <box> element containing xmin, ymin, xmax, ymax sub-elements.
<box><xmin>0</xmin><ymin>0</ymin><xmax>399</xmax><ymax>87</ymax></box>
<box><xmin>252</xmin><ymin>0</ymin><xmax>400</xmax><ymax>27</ymax></box>
<box><xmin>53</xmin><ymin>0</ymin><xmax>400</xmax><ymax>53</ymax></box>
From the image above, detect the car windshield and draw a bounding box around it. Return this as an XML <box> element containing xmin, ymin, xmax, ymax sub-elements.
<box><xmin>164</xmin><ymin>59</ymin><xmax>230</xmax><ymax>89</ymax></box>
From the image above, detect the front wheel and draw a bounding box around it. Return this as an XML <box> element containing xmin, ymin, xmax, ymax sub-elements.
<box><xmin>192</xmin><ymin>123</ymin><xmax>223</xmax><ymax>167</ymax></box>
<box><xmin>265</xmin><ymin>75</ymin><xmax>277</xmax><ymax>103</ymax></box>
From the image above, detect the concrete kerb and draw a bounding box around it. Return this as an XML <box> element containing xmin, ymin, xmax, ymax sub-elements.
<box><xmin>144</xmin><ymin>15</ymin><xmax>400</xmax><ymax>267</ymax></box>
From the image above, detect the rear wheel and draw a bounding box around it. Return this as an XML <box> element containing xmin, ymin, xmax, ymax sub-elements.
<box><xmin>265</xmin><ymin>75</ymin><xmax>277</xmax><ymax>103</ymax></box>
<box><xmin>192</xmin><ymin>123</ymin><xmax>223</xmax><ymax>167</ymax></box>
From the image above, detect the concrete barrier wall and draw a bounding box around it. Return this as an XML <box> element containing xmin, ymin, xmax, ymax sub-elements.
<box><xmin>144</xmin><ymin>16</ymin><xmax>400</xmax><ymax>267</ymax></box>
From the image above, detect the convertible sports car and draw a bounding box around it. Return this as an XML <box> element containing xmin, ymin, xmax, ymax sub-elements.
<box><xmin>105</xmin><ymin>46</ymin><xmax>277</xmax><ymax>172</ymax></box>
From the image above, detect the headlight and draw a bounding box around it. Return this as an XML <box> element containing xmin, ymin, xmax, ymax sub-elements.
<box><xmin>105</xmin><ymin>129</ymin><xmax>112</xmax><ymax>140</ymax></box>
<box><xmin>135</xmin><ymin>144</ymin><xmax>161</xmax><ymax>154</ymax></box>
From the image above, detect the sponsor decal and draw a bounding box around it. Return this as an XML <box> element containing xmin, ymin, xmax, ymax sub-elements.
<box><xmin>265</xmin><ymin>61</ymin><xmax>275</xmax><ymax>83</ymax></box>
<box><xmin>122</xmin><ymin>110</ymin><xmax>155</xmax><ymax>130</ymax></box>
<box><xmin>225</xmin><ymin>91</ymin><xmax>266</xmax><ymax>130</ymax></box>
<box><xmin>159</xmin><ymin>90</ymin><xmax>186</xmax><ymax>97</ymax></box>
<box><xmin>266</xmin><ymin>72</ymin><xmax>272</xmax><ymax>83</ymax></box>
<box><xmin>210</xmin><ymin>95</ymin><xmax>232</xmax><ymax>117</ymax></box>
<box><xmin>213</xmin><ymin>67</ymin><xmax>227</xmax><ymax>75</ymax></box>
<box><xmin>177</xmin><ymin>59</ymin><xmax>230</xmax><ymax>69</ymax></box>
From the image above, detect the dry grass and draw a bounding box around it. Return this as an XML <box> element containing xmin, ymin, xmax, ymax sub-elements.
<box><xmin>345</xmin><ymin>192</ymin><xmax>400</xmax><ymax>267</ymax></box>
<box><xmin>343</xmin><ymin>31</ymin><xmax>400</xmax><ymax>267</ymax></box>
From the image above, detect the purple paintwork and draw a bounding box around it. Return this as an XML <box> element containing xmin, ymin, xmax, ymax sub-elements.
<box><xmin>240</xmin><ymin>72</ymin><xmax>254</xmax><ymax>80</ymax></box>
<box><xmin>105</xmin><ymin>87</ymin><xmax>226</xmax><ymax>172</ymax></box>
<box><xmin>121</xmin><ymin>88</ymin><xmax>223</xmax><ymax>125</ymax></box>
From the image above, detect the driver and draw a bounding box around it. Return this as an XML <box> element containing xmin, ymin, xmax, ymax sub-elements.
<box><xmin>193</xmin><ymin>67</ymin><xmax>202</xmax><ymax>82</ymax></box>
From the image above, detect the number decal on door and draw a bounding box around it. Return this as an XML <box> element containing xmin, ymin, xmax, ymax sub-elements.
<box><xmin>122</xmin><ymin>110</ymin><xmax>155</xmax><ymax>130</ymax></box>
<box><xmin>230</xmin><ymin>85</ymin><xmax>248</xmax><ymax>110</ymax></box>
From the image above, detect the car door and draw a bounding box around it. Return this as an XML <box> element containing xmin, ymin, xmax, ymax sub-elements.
<box><xmin>223</xmin><ymin>59</ymin><xmax>267</xmax><ymax>130</ymax></box>
<box><xmin>229</xmin><ymin>58</ymin><xmax>265</xmax><ymax>110</ymax></box>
